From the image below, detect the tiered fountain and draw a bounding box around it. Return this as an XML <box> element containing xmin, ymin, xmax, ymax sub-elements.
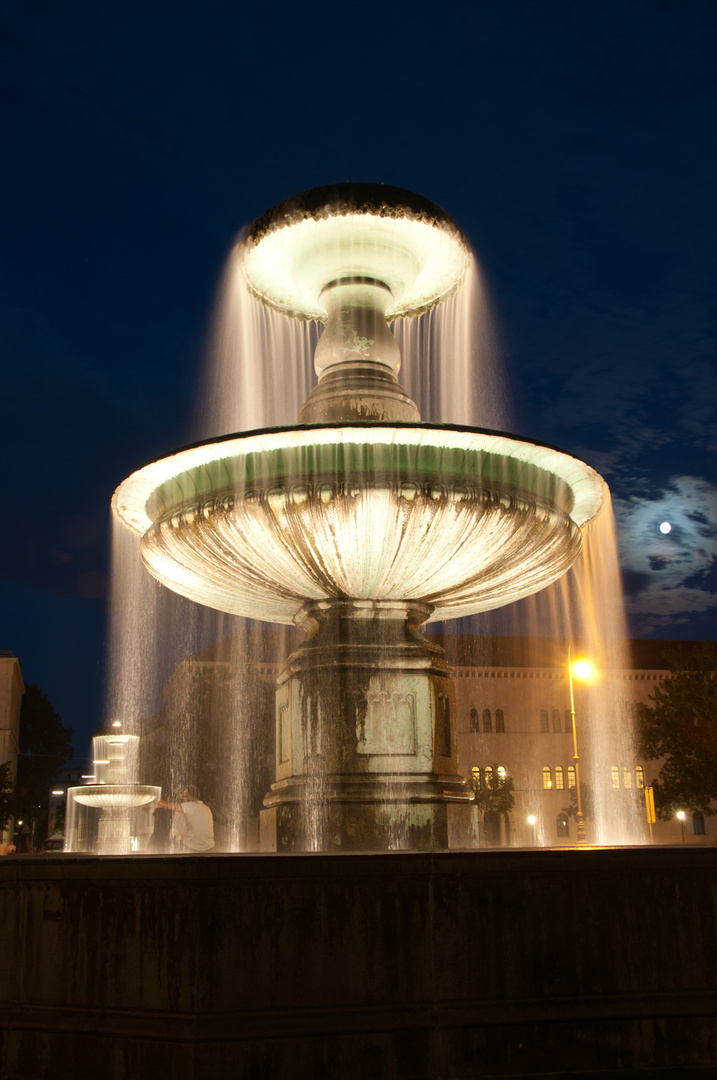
<box><xmin>66</xmin><ymin>726</ymin><xmax>161</xmax><ymax>853</ymax></box>
<box><xmin>113</xmin><ymin>183</ymin><xmax>605</xmax><ymax>852</ymax></box>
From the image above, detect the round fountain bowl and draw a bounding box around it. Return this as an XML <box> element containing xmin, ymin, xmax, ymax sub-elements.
<box><xmin>72</xmin><ymin>785</ymin><xmax>161</xmax><ymax>810</ymax></box>
<box><xmin>112</xmin><ymin>424</ymin><xmax>605</xmax><ymax>624</ymax></box>
<box><xmin>240</xmin><ymin>183</ymin><xmax>472</xmax><ymax>320</ymax></box>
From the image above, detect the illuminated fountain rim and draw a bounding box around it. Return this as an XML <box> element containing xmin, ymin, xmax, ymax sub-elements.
<box><xmin>113</xmin><ymin>421</ymin><xmax>605</xmax><ymax>536</ymax></box>
<box><xmin>239</xmin><ymin>182</ymin><xmax>472</xmax><ymax>320</ymax></box>
<box><xmin>111</xmin><ymin>422</ymin><xmax>605</xmax><ymax>623</ymax></box>
<box><xmin>70</xmin><ymin>784</ymin><xmax>161</xmax><ymax>810</ymax></box>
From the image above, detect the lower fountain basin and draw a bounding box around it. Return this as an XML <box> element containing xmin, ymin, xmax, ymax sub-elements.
<box><xmin>71</xmin><ymin>785</ymin><xmax>160</xmax><ymax>810</ymax></box>
<box><xmin>112</xmin><ymin>423</ymin><xmax>604</xmax><ymax>623</ymax></box>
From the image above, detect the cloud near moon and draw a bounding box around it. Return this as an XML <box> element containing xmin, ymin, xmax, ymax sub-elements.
<box><xmin>613</xmin><ymin>476</ymin><xmax>717</xmax><ymax>632</ymax></box>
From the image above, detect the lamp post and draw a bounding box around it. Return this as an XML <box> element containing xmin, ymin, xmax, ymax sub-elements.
<box><xmin>677</xmin><ymin>810</ymin><xmax>686</xmax><ymax>844</ymax></box>
<box><xmin>568</xmin><ymin>650</ymin><xmax>592</xmax><ymax>845</ymax></box>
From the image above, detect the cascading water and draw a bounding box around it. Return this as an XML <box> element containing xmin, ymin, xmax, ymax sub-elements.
<box><xmin>106</xmin><ymin>182</ymin><xmax>643</xmax><ymax>851</ymax></box>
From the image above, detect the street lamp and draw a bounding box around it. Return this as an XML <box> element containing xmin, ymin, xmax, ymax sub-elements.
<box><xmin>568</xmin><ymin>649</ymin><xmax>593</xmax><ymax>845</ymax></box>
<box><xmin>677</xmin><ymin>809</ymin><xmax>686</xmax><ymax>843</ymax></box>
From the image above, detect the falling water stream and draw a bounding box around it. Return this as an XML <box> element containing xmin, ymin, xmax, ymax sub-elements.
<box><xmin>103</xmin><ymin>229</ymin><xmax>643</xmax><ymax>850</ymax></box>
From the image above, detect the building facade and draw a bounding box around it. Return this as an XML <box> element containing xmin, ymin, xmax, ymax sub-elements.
<box><xmin>143</xmin><ymin>631</ymin><xmax>714</xmax><ymax>849</ymax></box>
<box><xmin>0</xmin><ymin>651</ymin><xmax>24</xmax><ymax>844</ymax></box>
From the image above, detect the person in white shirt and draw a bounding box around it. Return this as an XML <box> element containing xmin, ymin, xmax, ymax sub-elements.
<box><xmin>158</xmin><ymin>785</ymin><xmax>215</xmax><ymax>852</ymax></box>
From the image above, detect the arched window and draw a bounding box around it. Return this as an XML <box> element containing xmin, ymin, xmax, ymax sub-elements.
<box><xmin>484</xmin><ymin>765</ymin><xmax>494</xmax><ymax>789</ymax></box>
<box><xmin>470</xmin><ymin>765</ymin><xmax>481</xmax><ymax>792</ymax></box>
<box><xmin>611</xmin><ymin>766</ymin><xmax>620</xmax><ymax>789</ymax></box>
<box><xmin>484</xmin><ymin>810</ymin><xmax>502</xmax><ymax>846</ymax></box>
<box><xmin>469</xmin><ymin>708</ymin><xmax>479</xmax><ymax>733</ymax></box>
<box><xmin>540</xmin><ymin>709</ymin><xmax>549</xmax><ymax>733</ymax></box>
<box><xmin>623</xmin><ymin>767</ymin><xmax>632</xmax><ymax>789</ymax></box>
<box><xmin>542</xmin><ymin>766</ymin><xmax>552</xmax><ymax>790</ymax></box>
<box><xmin>482</xmin><ymin>708</ymin><xmax>492</xmax><ymax>733</ymax></box>
<box><xmin>693</xmin><ymin>812</ymin><xmax>705</xmax><ymax>836</ymax></box>
<box><xmin>567</xmin><ymin>765</ymin><xmax>576</xmax><ymax>789</ymax></box>
<box><xmin>554</xmin><ymin>765</ymin><xmax>564</xmax><ymax>790</ymax></box>
<box><xmin>497</xmin><ymin>765</ymin><xmax>506</xmax><ymax>781</ymax></box>
<box><xmin>564</xmin><ymin>710</ymin><xmax>573</xmax><ymax>734</ymax></box>
<box><xmin>556</xmin><ymin>813</ymin><xmax>569</xmax><ymax>838</ymax></box>
<box><xmin>552</xmin><ymin>709</ymin><xmax>561</xmax><ymax>733</ymax></box>
<box><xmin>635</xmin><ymin>765</ymin><xmax>645</xmax><ymax>789</ymax></box>
<box><xmin>495</xmin><ymin>708</ymin><xmax>505</xmax><ymax>733</ymax></box>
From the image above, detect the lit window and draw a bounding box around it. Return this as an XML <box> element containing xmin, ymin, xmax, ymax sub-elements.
<box><xmin>540</xmin><ymin>709</ymin><xmax>549</xmax><ymax>733</ymax></box>
<box><xmin>484</xmin><ymin>765</ymin><xmax>494</xmax><ymax>788</ymax></box>
<box><xmin>483</xmin><ymin>708</ymin><xmax>492</xmax><ymax>733</ymax></box>
<box><xmin>564</xmin><ymin>710</ymin><xmax>573</xmax><ymax>734</ymax></box>
<box><xmin>554</xmin><ymin>765</ymin><xmax>564</xmax><ymax>790</ymax></box>
<box><xmin>635</xmin><ymin>766</ymin><xmax>645</xmax><ymax>789</ymax></box>
<box><xmin>623</xmin><ymin>767</ymin><xmax>632</xmax><ymax>790</ymax></box>
<box><xmin>611</xmin><ymin>766</ymin><xmax>620</xmax><ymax>789</ymax></box>
<box><xmin>567</xmin><ymin>766</ymin><xmax>576</xmax><ymax>789</ymax></box>
<box><xmin>556</xmin><ymin>813</ymin><xmax>569</xmax><ymax>838</ymax></box>
<box><xmin>497</xmin><ymin>765</ymin><xmax>506</xmax><ymax>781</ymax></box>
<box><xmin>495</xmin><ymin>708</ymin><xmax>505</xmax><ymax>733</ymax></box>
<box><xmin>470</xmin><ymin>708</ymin><xmax>479</xmax><ymax>732</ymax></box>
<box><xmin>542</xmin><ymin>766</ymin><xmax>552</xmax><ymax>790</ymax></box>
<box><xmin>693</xmin><ymin>812</ymin><xmax>705</xmax><ymax>836</ymax></box>
<box><xmin>552</xmin><ymin>709</ymin><xmax>561</xmax><ymax>733</ymax></box>
<box><xmin>471</xmin><ymin>765</ymin><xmax>481</xmax><ymax>792</ymax></box>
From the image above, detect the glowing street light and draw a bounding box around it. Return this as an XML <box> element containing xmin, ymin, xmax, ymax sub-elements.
<box><xmin>677</xmin><ymin>809</ymin><xmax>686</xmax><ymax>843</ymax></box>
<box><xmin>568</xmin><ymin>651</ymin><xmax>593</xmax><ymax>844</ymax></box>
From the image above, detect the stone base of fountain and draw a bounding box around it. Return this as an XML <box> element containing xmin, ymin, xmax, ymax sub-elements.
<box><xmin>259</xmin><ymin>601</ymin><xmax>478</xmax><ymax>852</ymax></box>
<box><xmin>2</xmin><ymin>848</ymin><xmax>716</xmax><ymax>1080</ymax></box>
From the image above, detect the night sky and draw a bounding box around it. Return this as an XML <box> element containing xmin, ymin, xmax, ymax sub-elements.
<box><xmin>2</xmin><ymin>1</ymin><xmax>716</xmax><ymax>754</ymax></box>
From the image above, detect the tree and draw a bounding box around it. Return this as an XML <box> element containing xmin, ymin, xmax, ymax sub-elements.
<box><xmin>471</xmin><ymin>763</ymin><xmax>515</xmax><ymax>816</ymax></box>
<box><xmin>0</xmin><ymin>761</ymin><xmax>15</xmax><ymax>832</ymax></box>
<box><xmin>15</xmin><ymin>684</ymin><xmax>74</xmax><ymax>844</ymax></box>
<box><xmin>562</xmin><ymin>781</ymin><xmax>594</xmax><ymax>822</ymax></box>
<box><xmin>636</xmin><ymin>642</ymin><xmax>717</xmax><ymax>821</ymax></box>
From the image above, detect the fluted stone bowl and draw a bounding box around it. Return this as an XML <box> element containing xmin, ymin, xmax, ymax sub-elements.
<box><xmin>72</xmin><ymin>785</ymin><xmax>161</xmax><ymax>810</ymax></box>
<box><xmin>112</xmin><ymin>423</ymin><xmax>604</xmax><ymax>625</ymax></box>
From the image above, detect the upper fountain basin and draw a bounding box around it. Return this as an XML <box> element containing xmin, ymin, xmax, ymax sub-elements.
<box><xmin>240</xmin><ymin>182</ymin><xmax>471</xmax><ymax>320</ymax></box>
<box><xmin>112</xmin><ymin>423</ymin><xmax>605</xmax><ymax>625</ymax></box>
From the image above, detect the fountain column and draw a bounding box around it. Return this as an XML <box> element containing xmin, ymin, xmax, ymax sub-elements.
<box><xmin>260</xmin><ymin>600</ymin><xmax>477</xmax><ymax>851</ymax></box>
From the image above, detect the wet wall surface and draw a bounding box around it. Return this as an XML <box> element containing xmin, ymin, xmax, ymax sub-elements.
<box><xmin>1</xmin><ymin>847</ymin><xmax>716</xmax><ymax>1079</ymax></box>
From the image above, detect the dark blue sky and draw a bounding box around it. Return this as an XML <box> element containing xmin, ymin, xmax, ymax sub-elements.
<box><xmin>2</xmin><ymin>0</ymin><xmax>716</xmax><ymax>752</ymax></box>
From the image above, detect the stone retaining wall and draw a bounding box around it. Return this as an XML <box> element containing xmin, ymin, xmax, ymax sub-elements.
<box><xmin>1</xmin><ymin>847</ymin><xmax>716</xmax><ymax>1079</ymax></box>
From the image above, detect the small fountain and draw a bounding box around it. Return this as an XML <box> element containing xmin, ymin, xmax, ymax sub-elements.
<box><xmin>66</xmin><ymin>725</ymin><xmax>160</xmax><ymax>853</ymax></box>
<box><xmin>112</xmin><ymin>183</ymin><xmax>605</xmax><ymax>851</ymax></box>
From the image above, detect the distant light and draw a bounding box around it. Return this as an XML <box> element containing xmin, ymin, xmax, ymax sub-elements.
<box><xmin>659</xmin><ymin>522</ymin><xmax>672</xmax><ymax>534</ymax></box>
<box><xmin>572</xmin><ymin>659</ymin><xmax>593</xmax><ymax>680</ymax></box>
<box><xmin>17</xmin><ymin>820</ymin><xmax>23</xmax><ymax>826</ymax></box>
<box><xmin>528</xmin><ymin>815</ymin><xmax>536</xmax><ymax>825</ymax></box>
<box><xmin>677</xmin><ymin>810</ymin><xmax>686</xmax><ymax>821</ymax></box>
<box><xmin>112</xmin><ymin>720</ymin><xmax>122</xmax><ymax>728</ymax></box>
<box><xmin>51</xmin><ymin>790</ymin><xmax>64</xmax><ymax>796</ymax></box>
<box><xmin>93</xmin><ymin>759</ymin><xmax>110</xmax><ymax>765</ymax></box>
<box><xmin>81</xmin><ymin>774</ymin><xmax>96</xmax><ymax>780</ymax></box>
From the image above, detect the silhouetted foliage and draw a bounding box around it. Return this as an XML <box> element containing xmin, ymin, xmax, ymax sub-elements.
<box><xmin>636</xmin><ymin>642</ymin><xmax>717</xmax><ymax>820</ymax></box>
<box><xmin>15</xmin><ymin>684</ymin><xmax>74</xmax><ymax>843</ymax></box>
<box><xmin>562</xmin><ymin>780</ymin><xmax>593</xmax><ymax>821</ymax></box>
<box><xmin>0</xmin><ymin>761</ymin><xmax>15</xmax><ymax>832</ymax></box>
<box><xmin>471</xmin><ymin>763</ymin><xmax>515</xmax><ymax>816</ymax></box>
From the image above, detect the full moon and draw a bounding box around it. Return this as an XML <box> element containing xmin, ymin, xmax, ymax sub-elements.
<box><xmin>659</xmin><ymin>521</ymin><xmax>672</xmax><ymax>534</ymax></box>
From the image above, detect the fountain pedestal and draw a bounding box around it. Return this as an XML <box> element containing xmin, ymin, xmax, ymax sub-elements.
<box><xmin>260</xmin><ymin>601</ymin><xmax>478</xmax><ymax>851</ymax></box>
